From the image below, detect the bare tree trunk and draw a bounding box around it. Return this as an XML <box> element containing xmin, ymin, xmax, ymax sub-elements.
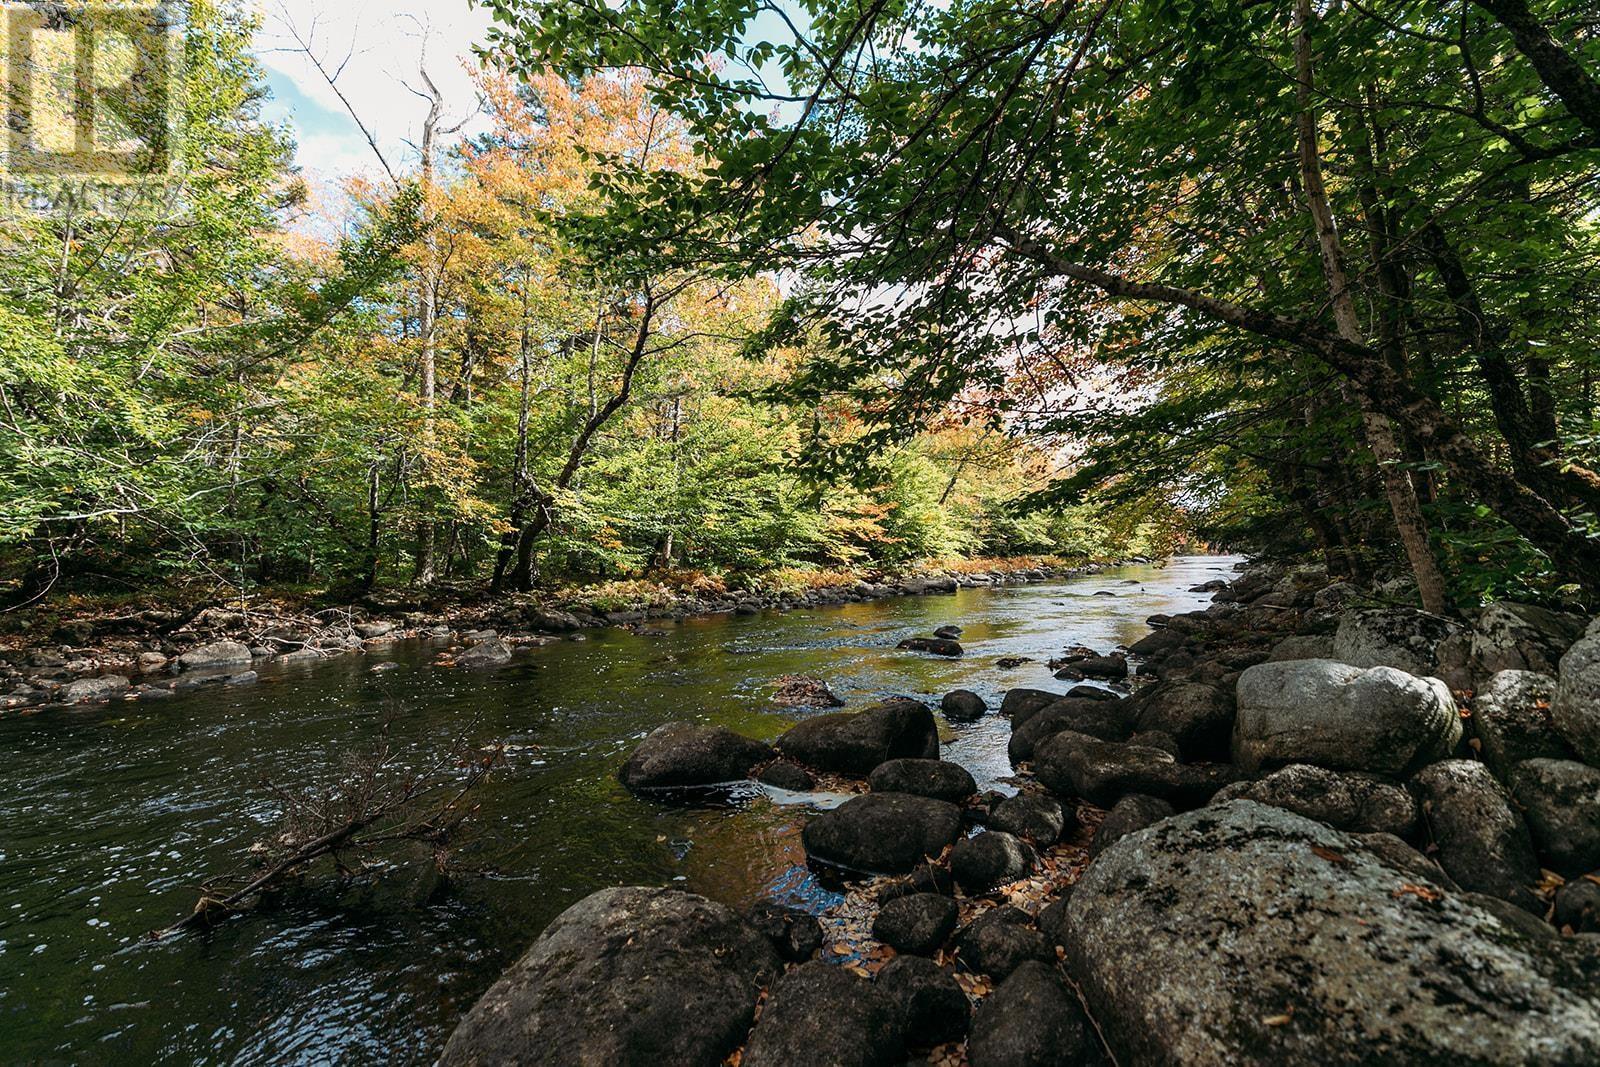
<box><xmin>1294</xmin><ymin>0</ymin><xmax>1449</xmax><ymax>614</ymax></box>
<box><xmin>412</xmin><ymin>63</ymin><xmax>446</xmax><ymax>586</ymax></box>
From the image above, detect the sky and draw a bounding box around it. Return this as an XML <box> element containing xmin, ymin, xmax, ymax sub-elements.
<box><xmin>253</xmin><ymin>0</ymin><xmax>494</xmax><ymax>183</ymax></box>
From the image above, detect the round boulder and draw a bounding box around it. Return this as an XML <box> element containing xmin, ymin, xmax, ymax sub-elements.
<box><xmin>776</xmin><ymin>699</ymin><xmax>939</xmax><ymax>775</ymax></box>
<box><xmin>1063</xmin><ymin>801</ymin><xmax>1600</xmax><ymax>1065</ymax></box>
<box><xmin>1132</xmin><ymin>681</ymin><xmax>1236</xmax><ymax>761</ymax></box>
<box><xmin>1473</xmin><ymin>670</ymin><xmax>1573</xmax><ymax>780</ymax></box>
<box><xmin>967</xmin><ymin>960</ymin><xmax>1094</xmax><ymax>1067</ymax></box>
<box><xmin>868</xmin><ymin>758</ymin><xmax>977</xmax><ymax>803</ymax></box>
<box><xmin>1508</xmin><ymin>759</ymin><xmax>1600</xmax><ymax>876</ymax></box>
<box><xmin>802</xmin><ymin>793</ymin><xmax>962</xmax><ymax>875</ymax></box>
<box><xmin>1233</xmin><ymin>659</ymin><xmax>1460</xmax><ymax>776</ymax></box>
<box><xmin>1090</xmin><ymin>794</ymin><xmax>1174</xmax><ymax>856</ymax></box>
<box><xmin>953</xmin><ymin>906</ymin><xmax>1051</xmax><ymax>981</ymax></box>
<box><xmin>951</xmin><ymin>830</ymin><xmax>1035</xmax><ymax>895</ymax></box>
<box><xmin>877</xmin><ymin>955</ymin><xmax>970</xmax><ymax>1049</ymax></box>
<box><xmin>1554</xmin><ymin>632</ymin><xmax>1600</xmax><ymax>767</ymax></box>
<box><xmin>872</xmin><ymin>892</ymin><xmax>959</xmax><ymax>956</ymax></box>
<box><xmin>618</xmin><ymin>722</ymin><xmax>774</xmax><ymax>791</ymax></box>
<box><xmin>1411</xmin><ymin>759</ymin><xmax>1542</xmax><ymax>912</ymax></box>
<box><xmin>440</xmin><ymin>887</ymin><xmax>779</xmax><ymax>1067</ymax></box>
<box><xmin>742</xmin><ymin>961</ymin><xmax>903</xmax><ymax>1067</ymax></box>
<box><xmin>941</xmin><ymin>689</ymin><xmax>987</xmax><ymax>721</ymax></box>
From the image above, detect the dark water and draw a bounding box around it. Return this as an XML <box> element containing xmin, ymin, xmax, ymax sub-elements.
<box><xmin>0</xmin><ymin>557</ymin><xmax>1237</xmax><ymax>1064</ymax></box>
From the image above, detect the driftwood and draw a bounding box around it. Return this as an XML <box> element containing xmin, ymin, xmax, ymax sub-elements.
<box><xmin>152</xmin><ymin>718</ymin><xmax>501</xmax><ymax>939</ymax></box>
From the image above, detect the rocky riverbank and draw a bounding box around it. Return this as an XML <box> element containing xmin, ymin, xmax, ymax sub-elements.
<box><xmin>444</xmin><ymin>559</ymin><xmax>1600</xmax><ymax>1066</ymax></box>
<box><xmin>0</xmin><ymin>557</ymin><xmax>1135</xmax><ymax>712</ymax></box>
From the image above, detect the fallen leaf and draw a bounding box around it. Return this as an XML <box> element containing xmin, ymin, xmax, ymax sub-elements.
<box><xmin>1393</xmin><ymin>883</ymin><xmax>1443</xmax><ymax>902</ymax></box>
<box><xmin>1311</xmin><ymin>845</ymin><xmax>1350</xmax><ymax>866</ymax></box>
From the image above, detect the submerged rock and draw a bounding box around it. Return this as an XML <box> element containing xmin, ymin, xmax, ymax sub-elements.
<box><xmin>62</xmin><ymin>674</ymin><xmax>129</xmax><ymax>703</ymax></box>
<box><xmin>1233</xmin><ymin>659</ymin><xmax>1459</xmax><ymax>776</ymax></box>
<box><xmin>440</xmin><ymin>887</ymin><xmax>778</xmax><ymax>1067</ymax></box>
<box><xmin>898</xmin><ymin>637</ymin><xmax>964</xmax><ymax>657</ymax></box>
<box><xmin>454</xmin><ymin>638</ymin><xmax>513</xmax><ymax>669</ymax></box>
<box><xmin>940</xmin><ymin>689</ymin><xmax>987</xmax><ymax>721</ymax></box>
<box><xmin>618</xmin><ymin>722</ymin><xmax>773</xmax><ymax>791</ymax></box>
<box><xmin>1063</xmin><ymin>801</ymin><xmax>1600</xmax><ymax>1066</ymax></box>
<box><xmin>802</xmin><ymin>793</ymin><xmax>962</xmax><ymax>875</ymax></box>
<box><xmin>775</xmin><ymin>699</ymin><xmax>938</xmax><ymax>775</ymax></box>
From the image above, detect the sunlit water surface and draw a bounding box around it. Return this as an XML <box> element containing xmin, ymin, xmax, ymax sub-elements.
<box><xmin>0</xmin><ymin>556</ymin><xmax>1238</xmax><ymax>1063</ymax></box>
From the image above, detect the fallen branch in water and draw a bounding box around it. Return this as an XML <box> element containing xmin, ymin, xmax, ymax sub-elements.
<box><xmin>151</xmin><ymin>716</ymin><xmax>502</xmax><ymax>940</ymax></box>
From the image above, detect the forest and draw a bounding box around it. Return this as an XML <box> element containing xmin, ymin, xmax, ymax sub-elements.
<box><xmin>10</xmin><ymin>0</ymin><xmax>1595</xmax><ymax>617</ymax></box>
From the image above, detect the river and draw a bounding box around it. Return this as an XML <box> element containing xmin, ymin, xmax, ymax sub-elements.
<box><xmin>0</xmin><ymin>556</ymin><xmax>1238</xmax><ymax>1063</ymax></box>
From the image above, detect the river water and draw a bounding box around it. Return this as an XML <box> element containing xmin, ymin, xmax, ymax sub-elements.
<box><xmin>0</xmin><ymin>556</ymin><xmax>1237</xmax><ymax>1064</ymax></box>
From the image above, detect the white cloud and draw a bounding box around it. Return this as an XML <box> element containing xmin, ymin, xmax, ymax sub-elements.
<box><xmin>252</xmin><ymin>0</ymin><xmax>493</xmax><ymax>181</ymax></box>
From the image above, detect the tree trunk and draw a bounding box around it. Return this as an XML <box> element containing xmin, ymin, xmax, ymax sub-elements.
<box><xmin>1294</xmin><ymin>0</ymin><xmax>1450</xmax><ymax>614</ymax></box>
<box><xmin>1470</xmin><ymin>0</ymin><xmax>1600</xmax><ymax>138</ymax></box>
<box><xmin>412</xmin><ymin>67</ymin><xmax>445</xmax><ymax>586</ymax></box>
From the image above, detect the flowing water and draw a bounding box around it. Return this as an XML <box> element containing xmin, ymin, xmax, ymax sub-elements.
<box><xmin>0</xmin><ymin>556</ymin><xmax>1238</xmax><ymax>1064</ymax></box>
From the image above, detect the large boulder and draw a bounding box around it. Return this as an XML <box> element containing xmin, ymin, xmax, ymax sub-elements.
<box><xmin>1211</xmin><ymin>764</ymin><xmax>1418</xmax><ymax>838</ymax></box>
<box><xmin>1063</xmin><ymin>802</ymin><xmax>1600</xmax><ymax>1066</ymax></box>
<box><xmin>867</xmin><ymin>758</ymin><xmax>977</xmax><ymax>802</ymax></box>
<box><xmin>1007</xmin><ymin>699</ymin><xmax>1130</xmax><ymax>764</ymax></box>
<box><xmin>1332</xmin><ymin>608</ymin><xmax>1469</xmax><ymax>686</ymax></box>
<box><xmin>1553</xmin><ymin>631</ymin><xmax>1600</xmax><ymax>767</ymax></box>
<box><xmin>1267</xmin><ymin>634</ymin><xmax>1335</xmax><ymax>663</ymax></box>
<box><xmin>877</xmin><ymin>955</ymin><xmax>970</xmax><ymax>1049</ymax></box>
<box><xmin>953</xmin><ymin>907</ymin><xmax>1051</xmax><ymax>981</ymax></box>
<box><xmin>176</xmin><ymin>639</ymin><xmax>252</xmax><ymax>671</ymax></box>
<box><xmin>1035</xmin><ymin>731</ymin><xmax>1235</xmax><ymax>808</ymax></box>
<box><xmin>618</xmin><ymin>722</ymin><xmax>773</xmax><ymax>791</ymax></box>
<box><xmin>1132</xmin><ymin>682</ymin><xmax>1235</xmax><ymax>761</ymax></box>
<box><xmin>872</xmin><ymin>893</ymin><xmax>959</xmax><ymax>956</ymax></box>
<box><xmin>1233</xmin><ymin>659</ymin><xmax>1460</xmax><ymax>776</ymax></box>
<box><xmin>951</xmin><ymin>830</ymin><xmax>1034</xmax><ymax>895</ymax></box>
<box><xmin>776</xmin><ymin>699</ymin><xmax>938</xmax><ymax>775</ymax></box>
<box><xmin>63</xmin><ymin>674</ymin><xmax>129</xmax><ymax>703</ymax></box>
<box><xmin>741</xmin><ymin>961</ymin><xmax>903</xmax><ymax>1067</ymax></box>
<box><xmin>1508</xmin><ymin>759</ymin><xmax>1600</xmax><ymax>876</ymax></box>
<box><xmin>440</xmin><ymin>887</ymin><xmax>779</xmax><ymax>1066</ymax></box>
<box><xmin>966</xmin><ymin>960</ymin><xmax>1095</xmax><ymax>1067</ymax></box>
<box><xmin>1411</xmin><ymin>760</ymin><xmax>1542</xmax><ymax>913</ymax></box>
<box><xmin>1129</xmin><ymin>629</ymin><xmax>1186</xmax><ymax>657</ymax></box>
<box><xmin>1472</xmin><ymin>671</ymin><xmax>1573</xmax><ymax>780</ymax></box>
<box><xmin>1472</xmin><ymin>602</ymin><xmax>1586</xmax><ymax>679</ymax></box>
<box><xmin>801</xmin><ymin>793</ymin><xmax>962</xmax><ymax>875</ymax></box>
<box><xmin>1000</xmin><ymin>688</ymin><xmax>1060</xmax><ymax>721</ymax></box>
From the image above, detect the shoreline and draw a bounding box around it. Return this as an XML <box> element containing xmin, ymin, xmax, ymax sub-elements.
<box><xmin>0</xmin><ymin>554</ymin><xmax>1170</xmax><ymax>712</ymax></box>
